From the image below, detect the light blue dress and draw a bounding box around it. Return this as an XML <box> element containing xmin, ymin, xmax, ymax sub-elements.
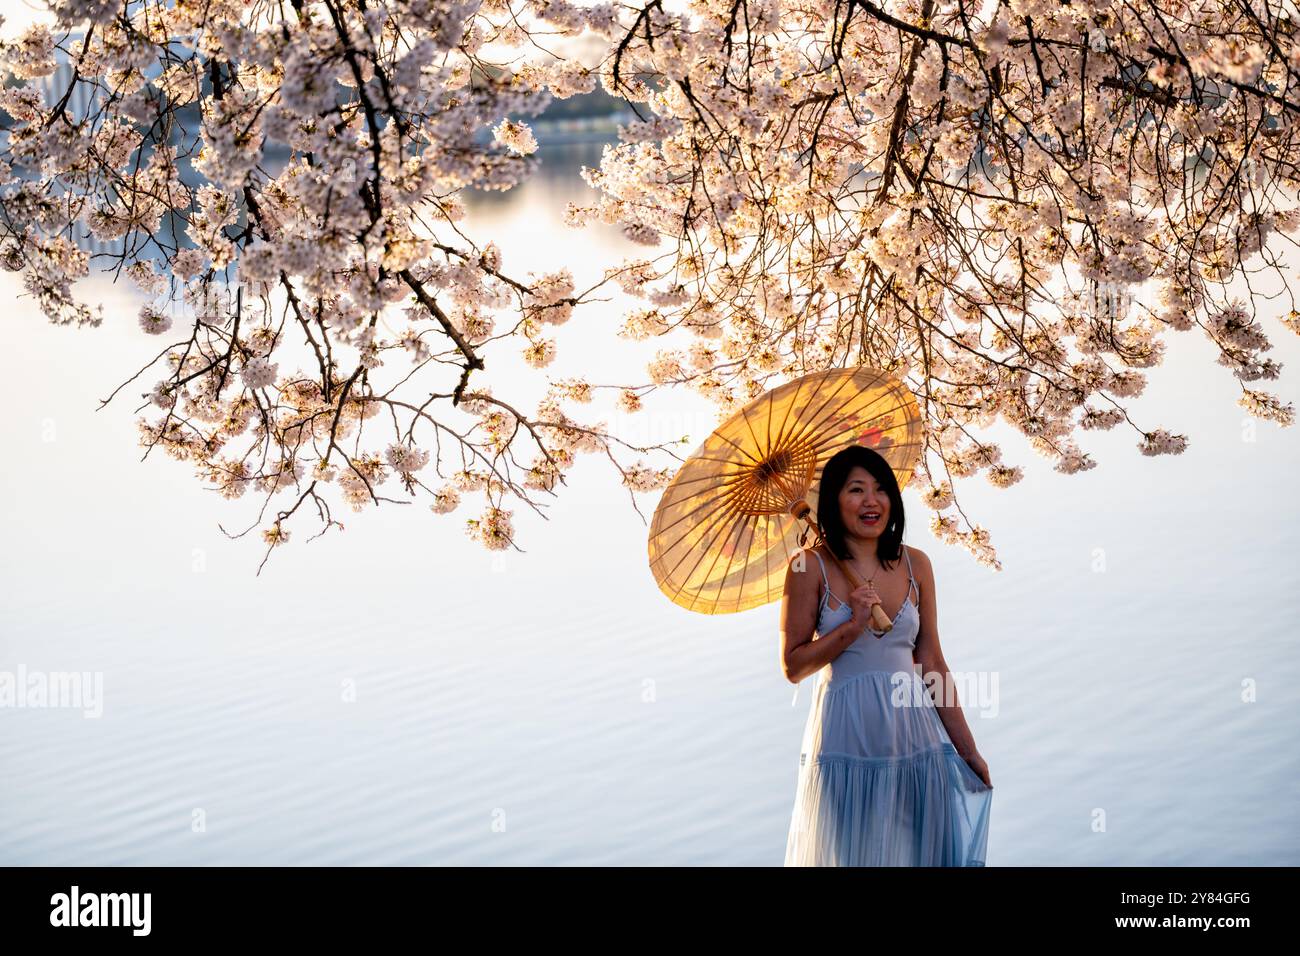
<box><xmin>784</xmin><ymin>547</ymin><xmax>993</xmax><ymax>866</ymax></box>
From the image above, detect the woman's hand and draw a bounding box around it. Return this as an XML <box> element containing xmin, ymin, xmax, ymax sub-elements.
<box><xmin>848</xmin><ymin>584</ymin><xmax>881</xmax><ymax>631</ymax></box>
<box><xmin>961</xmin><ymin>750</ymin><xmax>992</xmax><ymax>789</ymax></box>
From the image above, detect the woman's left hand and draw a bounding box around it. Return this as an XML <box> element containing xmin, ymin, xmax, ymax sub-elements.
<box><xmin>962</xmin><ymin>750</ymin><xmax>992</xmax><ymax>789</ymax></box>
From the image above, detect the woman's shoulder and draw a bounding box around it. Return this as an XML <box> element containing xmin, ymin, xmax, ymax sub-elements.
<box><xmin>810</xmin><ymin>543</ymin><xmax>840</xmax><ymax>571</ymax></box>
<box><xmin>784</xmin><ymin>546</ymin><xmax>827</xmax><ymax>602</ymax></box>
<box><xmin>788</xmin><ymin>544</ymin><xmax>827</xmax><ymax>570</ymax></box>
<box><xmin>902</xmin><ymin>544</ymin><xmax>932</xmax><ymax>574</ymax></box>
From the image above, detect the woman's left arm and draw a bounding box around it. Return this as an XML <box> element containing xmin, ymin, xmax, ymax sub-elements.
<box><xmin>909</xmin><ymin>548</ymin><xmax>992</xmax><ymax>788</ymax></box>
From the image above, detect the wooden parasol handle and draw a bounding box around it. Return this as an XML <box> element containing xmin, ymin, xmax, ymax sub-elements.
<box><xmin>826</xmin><ymin>551</ymin><xmax>894</xmax><ymax>634</ymax></box>
<box><xmin>790</xmin><ymin>500</ymin><xmax>892</xmax><ymax>634</ymax></box>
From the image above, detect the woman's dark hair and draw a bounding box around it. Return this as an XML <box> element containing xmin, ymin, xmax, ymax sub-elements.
<box><xmin>816</xmin><ymin>445</ymin><xmax>906</xmax><ymax>568</ymax></box>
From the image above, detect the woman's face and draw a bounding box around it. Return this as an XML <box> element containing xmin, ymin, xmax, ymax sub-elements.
<box><xmin>838</xmin><ymin>465</ymin><xmax>889</xmax><ymax>540</ymax></box>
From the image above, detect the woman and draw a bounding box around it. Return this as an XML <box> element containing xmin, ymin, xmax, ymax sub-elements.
<box><xmin>780</xmin><ymin>444</ymin><xmax>993</xmax><ymax>866</ymax></box>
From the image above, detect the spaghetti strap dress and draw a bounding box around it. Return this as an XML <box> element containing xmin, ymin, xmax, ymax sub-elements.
<box><xmin>784</xmin><ymin>546</ymin><xmax>993</xmax><ymax>866</ymax></box>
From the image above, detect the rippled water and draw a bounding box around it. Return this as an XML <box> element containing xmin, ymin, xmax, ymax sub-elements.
<box><xmin>2</xmin><ymin>140</ymin><xmax>1298</xmax><ymax>865</ymax></box>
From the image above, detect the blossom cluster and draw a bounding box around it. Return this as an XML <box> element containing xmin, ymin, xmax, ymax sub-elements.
<box><xmin>0</xmin><ymin>1</ymin><xmax>679</xmax><ymax>568</ymax></box>
<box><xmin>559</xmin><ymin>0</ymin><xmax>1300</xmax><ymax>568</ymax></box>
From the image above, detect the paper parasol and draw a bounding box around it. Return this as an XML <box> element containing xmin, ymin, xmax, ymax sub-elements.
<box><xmin>647</xmin><ymin>366</ymin><xmax>923</xmax><ymax>621</ymax></box>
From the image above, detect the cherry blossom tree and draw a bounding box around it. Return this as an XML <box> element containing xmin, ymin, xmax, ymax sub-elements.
<box><xmin>571</xmin><ymin>0</ymin><xmax>1300</xmax><ymax>568</ymax></box>
<box><xmin>0</xmin><ymin>0</ymin><xmax>678</xmax><ymax>572</ymax></box>
<box><xmin>3</xmin><ymin>0</ymin><xmax>1300</xmax><ymax>573</ymax></box>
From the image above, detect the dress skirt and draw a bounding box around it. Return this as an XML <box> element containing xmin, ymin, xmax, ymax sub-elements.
<box><xmin>784</xmin><ymin>670</ymin><xmax>992</xmax><ymax>866</ymax></box>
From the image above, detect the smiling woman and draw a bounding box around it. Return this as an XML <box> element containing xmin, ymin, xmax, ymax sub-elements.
<box><xmin>780</xmin><ymin>445</ymin><xmax>993</xmax><ymax>866</ymax></box>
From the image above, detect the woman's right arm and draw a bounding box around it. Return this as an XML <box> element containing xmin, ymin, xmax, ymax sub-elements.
<box><xmin>779</xmin><ymin>552</ymin><xmax>867</xmax><ymax>684</ymax></box>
